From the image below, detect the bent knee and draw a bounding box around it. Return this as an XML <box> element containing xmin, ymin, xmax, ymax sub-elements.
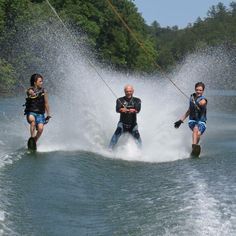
<box><xmin>30</xmin><ymin>121</ymin><xmax>36</xmax><ymax>127</ymax></box>
<box><xmin>115</xmin><ymin>127</ymin><xmax>122</xmax><ymax>135</ymax></box>
<box><xmin>132</xmin><ymin>130</ymin><xmax>140</xmax><ymax>139</ymax></box>
<box><xmin>27</xmin><ymin>116</ymin><xmax>35</xmax><ymax>124</ymax></box>
<box><xmin>37</xmin><ymin>124</ymin><xmax>44</xmax><ymax>132</ymax></box>
<box><xmin>193</xmin><ymin>126</ymin><xmax>199</xmax><ymax>132</ymax></box>
<box><xmin>193</xmin><ymin>128</ymin><xmax>201</xmax><ymax>137</ymax></box>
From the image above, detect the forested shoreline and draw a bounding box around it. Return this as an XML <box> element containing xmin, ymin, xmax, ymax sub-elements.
<box><xmin>0</xmin><ymin>0</ymin><xmax>236</xmax><ymax>93</ymax></box>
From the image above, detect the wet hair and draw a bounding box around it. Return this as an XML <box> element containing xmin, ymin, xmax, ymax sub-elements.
<box><xmin>195</xmin><ymin>82</ymin><xmax>205</xmax><ymax>90</ymax></box>
<box><xmin>30</xmin><ymin>73</ymin><xmax>43</xmax><ymax>87</ymax></box>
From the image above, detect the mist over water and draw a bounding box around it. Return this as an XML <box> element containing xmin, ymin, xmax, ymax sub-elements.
<box><xmin>4</xmin><ymin>18</ymin><xmax>235</xmax><ymax>163</ymax></box>
<box><xmin>23</xmin><ymin>21</ymin><xmax>191</xmax><ymax>162</ymax></box>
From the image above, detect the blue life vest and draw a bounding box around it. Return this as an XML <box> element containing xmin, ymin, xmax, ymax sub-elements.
<box><xmin>189</xmin><ymin>94</ymin><xmax>207</xmax><ymax>122</ymax></box>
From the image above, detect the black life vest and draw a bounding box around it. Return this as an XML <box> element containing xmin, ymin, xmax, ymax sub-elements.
<box><xmin>189</xmin><ymin>94</ymin><xmax>207</xmax><ymax>122</ymax></box>
<box><xmin>24</xmin><ymin>87</ymin><xmax>45</xmax><ymax>114</ymax></box>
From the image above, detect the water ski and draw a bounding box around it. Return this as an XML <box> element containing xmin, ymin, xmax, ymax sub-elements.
<box><xmin>191</xmin><ymin>144</ymin><xmax>201</xmax><ymax>158</ymax></box>
<box><xmin>27</xmin><ymin>137</ymin><xmax>37</xmax><ymax>151</ymax></box>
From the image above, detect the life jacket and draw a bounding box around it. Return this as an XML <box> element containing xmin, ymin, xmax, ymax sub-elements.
<box><xmin>24</xmin><ymin>87</ymin><xmax>45</xmax><ymax>114</ymax></box>
<box><xmin>189</xmin><ymin>93</ymin><xmax>207</xmax><ymax>122</ymax></box>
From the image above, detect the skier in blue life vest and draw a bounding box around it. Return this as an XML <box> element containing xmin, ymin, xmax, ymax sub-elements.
<box><xmin>174</xmin><ymin>82</ymin><xmax>207</xmax><ymax>155</ymax></box>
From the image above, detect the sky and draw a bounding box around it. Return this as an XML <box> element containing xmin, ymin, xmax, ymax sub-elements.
<box><xmin>134</xmin><ymin>0</ymin><xmax>234</xmax><ymax>28</ymax></box>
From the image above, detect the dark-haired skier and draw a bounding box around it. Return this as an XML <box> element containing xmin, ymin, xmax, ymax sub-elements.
<box><xmin>24</xmin><ymin>74</ymin><xmax>51</xmax><ymax>148</ymax></box>
<box><xmin>174</xmin><ymin>82</ymin><xmax>207</xmax><ymax>157</ymax></box>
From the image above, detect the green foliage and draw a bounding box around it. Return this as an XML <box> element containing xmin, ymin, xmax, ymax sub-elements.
<box><xmin>148</xmin><ymin>2</ymin><xmax>236</xmax><ymax>68</ymax></box>
<box><xmin>0</xmin><ymin>0</ymin><xmax>236</xmax><ymax>93</ymax></box>
<box><xmin>0</xmin><ymin>58</ymin><xmax>16</xmax><ymax>92</ymax></box>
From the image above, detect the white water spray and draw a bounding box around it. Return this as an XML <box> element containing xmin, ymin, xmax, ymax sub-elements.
<box><xmin>36</xmin><ymin>43</ymin><xmax>191</xmax><ymax>162</ymax></box>
<box><xmin>3</xmin><ymin>10</ymin><xmax>235</xmax><ymax>163</ymax></box>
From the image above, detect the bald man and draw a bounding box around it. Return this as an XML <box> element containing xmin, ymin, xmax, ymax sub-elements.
<box><xmin>109</xmin><ymin>85</ymin><xmax>142</xmax><ymax>150</ymax></box>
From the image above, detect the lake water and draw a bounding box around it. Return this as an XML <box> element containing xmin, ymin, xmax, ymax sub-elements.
<box><xmin>0</xmin><ymin>90</ymin><xmax>235</xmax><ymax>236</ymax></box>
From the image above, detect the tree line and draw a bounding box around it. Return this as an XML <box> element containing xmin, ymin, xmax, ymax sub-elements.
<box><xmin>0</xmin><ymin>0</ymin><xmax>236</xmax><ymax>93</ymax></box>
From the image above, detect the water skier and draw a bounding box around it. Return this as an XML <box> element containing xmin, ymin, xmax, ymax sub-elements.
<box><xmin>109</xmin><ymin>85</ymin><xmax>142</xmax><ymax>150</ymax></box>
<box><xmin>174</xmin><ymin>82</ymin><xmax>207</xmax><ymax>156</ymax></box>
<box><xmin>24</xmin><ymin>74</ymin><xmax>51</xmax><ymax>149</ymax></box>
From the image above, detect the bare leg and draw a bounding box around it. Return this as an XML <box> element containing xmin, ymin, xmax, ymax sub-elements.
<box><xmin>27</xmin><ymin>115</ymin><xmax>36</xmax><ymax>138</ymax></box>
<box><xmin>35</xmin><ymin>123</ymin><xmax>44</xmax><ymax>142</ymax></box>
<box><xmin>192</xmin><ymin>126</ymin><xmax>201</xmax><ymax>144</ymax></box>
